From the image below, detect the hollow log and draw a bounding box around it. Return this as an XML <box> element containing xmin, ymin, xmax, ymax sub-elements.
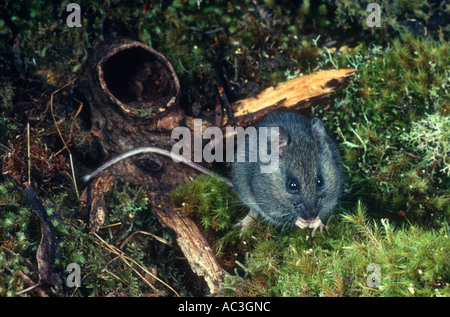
<box><xmin>78</xmin><ymin>38</ymin><xmax>183</xmax><ymax>157</ymax></box>
<box><xmin>78</xmin><ymin>39</ymin><xmax>225</xmax><ymax>294</ymax></box>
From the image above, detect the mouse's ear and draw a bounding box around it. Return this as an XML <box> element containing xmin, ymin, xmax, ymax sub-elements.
<box><xmin>268</xmin><ymin>124</ymin><xmax>289</xmax><ymax>155</ymax></box>
<box><xmin>311</xmin><ymin>118</ymin><xmax>327</xmax><ymax>145</ymax></box>
<box><xmin>278</xmin><ymin>126</ymin><xmax>289</xmax><ymax>154</ymax></box>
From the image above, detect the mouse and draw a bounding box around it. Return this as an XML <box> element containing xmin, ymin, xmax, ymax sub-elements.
<box><xmin>83</xmin><ymin>110</ymin><xmax>343</xmax><ymax>236</ymax></box>
<box><xmin>231</xmin><ymin>110</ymin><xmax>343</xmax><ymax>236</ymax></box>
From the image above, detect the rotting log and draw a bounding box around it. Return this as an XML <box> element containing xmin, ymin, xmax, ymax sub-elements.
<box><xmin>78</xmin><ymin>38</ymin><xmax>183</xmax><ymax>156</ymax></box>
<box><xmin>78</xmin><ymin>39</ymin><xmax>226</xmax><ymax>294</ymax></box>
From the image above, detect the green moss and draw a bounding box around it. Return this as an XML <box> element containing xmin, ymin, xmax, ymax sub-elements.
<box><xmin>171</xmin><ymin>174</ymin><xmax>246</xmax><ymax>234</ymax></box>
<box><xmin>313</xmin><ymin>33</ymin><xmax>450</xmax><ymax>225</ymax></box>
<box><xmin>0</xmin><ymin>181</ymin><xmax>35</xmax><ymax>296</ymax></box>
<box><xmin>334</xmin><ymin>0</ymin><xmax>443</xmax><ymax>40</ymax></box>
<box><xmin>220</xmin><ymin>202</ymin><xmax>449</xmax><ymax>297</ymax></box>
<box><xmin>172</xmin><ymin>177</ymin><xmax>448</xmax><ymax>296</ymax></box>
<box><xmin>400</xmin><ymin>113</ymin><xmax>450</xmax><ymax>176</ymax></box>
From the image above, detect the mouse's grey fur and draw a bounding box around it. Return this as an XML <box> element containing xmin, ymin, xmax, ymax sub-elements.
<box><xmin>231</xmin><ymin>110</ymin><xmax>343</xmax><ymax>233</ymax></box>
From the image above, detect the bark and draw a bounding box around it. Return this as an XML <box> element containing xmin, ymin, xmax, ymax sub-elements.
<box><xmin>228</xmin><ymin>69</ymin><xmax>357</xmax><ymax>126</ymax></box>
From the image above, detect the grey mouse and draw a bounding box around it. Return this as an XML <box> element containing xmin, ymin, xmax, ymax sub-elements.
<box><xmin>232</xmin><ymin>110</ymin><xmax>343</xmax><ymax>236</ymax></box>
<box><xmin>83</xmin><ymin>110</ymin><xmax>343</xmax><ymax>236</ymax></box>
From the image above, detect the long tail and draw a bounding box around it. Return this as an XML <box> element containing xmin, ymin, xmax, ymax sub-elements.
<box><xmin>82</xmin><ymin>146</ymin><xmax>232</xmax><ymax>186</ymax></box>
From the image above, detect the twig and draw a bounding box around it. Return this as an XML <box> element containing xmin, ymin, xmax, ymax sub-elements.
<box><xmin>99</xmin><ymin>222</ymin><xmax>122</xmax><ymax>229</ymax></box>
<box><xmin>99</xmin><ymin>237</ymin><xmax>159</xmax><ymax>293</ymax></box>
<box><xmin>0</xmin><ymin>143</ymin><xmax>12</xmax><ymax>153</ymax></box>
<box><xmin>15</xmin><ymin>281</ymin><xmax>43</xmax><ymax>296</ymax></box>
<box><xmin>16</xmin><ymin>271</ymin><xmax>49</xmax><ymax>297</ymax></box>
<box><xmin>68</xmin><ymin>98</ymin><xmax>84</xmax><ymax>144</ymax></box>
<box><xmin>55</xmin><ymin>98</ymin><xmax>84</xmax><ymax>157</ymax></box>
<box><xmin>119</xmin><ymin>230</ymin><xmax>173</xmax><ymax>249</ymax></box>
<box><xmin>92</xmin><ymin>232</ymin><xmax>180</xmax><ymax>297</ymax></box>
<box><xmin>105</xmin><ymin>269</ymin><xmax>128</xmax><ymax>285</ymax></box>
<box><xmin>49</xmin><ymin>79</ymin><xmax>80</xmax><ymax>199</ymax></box>
<box><xmin>2</xmin><ymin>247</ymin><xmax>48</xmax><ymax>297</ymax></box>
<box><xmin>81</xmin><ymin>255</ymin><xmax>121</xmax><ymax>283</ymax></box>
<box><xmin>27</xmin><ymin>122</ymin><xmax>31</xmax><ymax>185</ymax></box>
<box><xmin>215</xmin><ymin>67</ymin><xmax>237</xmax><ymax>126</ymax></box>
<box><xmin>0</xmin><ymin>202</ymin><xmax>20</xmax><ymax>207</ymax></box>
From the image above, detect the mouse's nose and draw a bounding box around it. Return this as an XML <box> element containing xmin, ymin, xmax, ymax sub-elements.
<box><xmin>304</xmin><ymin>208</ymin><xmax>318</xmax><ymax>221</ymax></box>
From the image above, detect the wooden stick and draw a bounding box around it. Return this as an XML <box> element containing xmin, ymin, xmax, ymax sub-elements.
<box><xmin>230</xmin><ymin>69</ymin><xmax>357</xmax><ymax>126</ymax></box>
<box><xmin>149</xmin><ymin>193</ymin><xmax>227</xmax><ymax>294</ymax></box>
<box><xmin>50</xmin><ymin>79</ymin><xmax>80</xmax><ymax>199</ymax></box>
<box><xmin>27</xmin><ymin>122</ymin><xmax>31</xmax><ymax>185</ymax></box>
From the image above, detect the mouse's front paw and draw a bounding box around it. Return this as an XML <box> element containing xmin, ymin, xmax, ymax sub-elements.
<box><xmin>296</xmin><ymin>217</ymin><xmax>328</xmax><ymax>237</ymax></box>
<box><xmin>310</xmin><ymin>222</ymin><xmax>328</xmax><ymax>238</ymax></box>
<box><xmin>234</xmin><ymin>209</ymin><xmax>259</xmax><ymax>231</ymax></box>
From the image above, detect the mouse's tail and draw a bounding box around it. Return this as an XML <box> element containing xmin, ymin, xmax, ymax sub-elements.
<box><xmin>82</xmin><ymin>146</ymin><xmax>232</xmax><ymax>186</ymax></box>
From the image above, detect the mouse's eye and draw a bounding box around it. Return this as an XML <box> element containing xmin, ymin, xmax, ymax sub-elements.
<box><xmin>317</xmin><ymin>175</ymin><xmax>324</xmax><ymax>187</ymax></box>
<box><xmin>286</xmin><ymin>178</ymin><xmax>299</xmax><ymax>194</ymax></box>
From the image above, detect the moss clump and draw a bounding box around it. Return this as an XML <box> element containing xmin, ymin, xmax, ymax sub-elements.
<box><xmin>314</xmin><ymin>33</ymin><xmax>450</xmax><ymax>224</ymax></box>
<box><xmin>171</xmin><ymin>174</ymin><xmax>246</xmax><ymax>235</ymax></box>
<box><xmin>220</xmin><ymin>202</ymin><xmax>449</xmax><ymax>297</ymax></box>
<box><xmin>0</xmin><ymin>181</ymin><xmax>36</xmax><ymax>296</ymax></box>
<box><xmin>400</xmin><ymin>113</ymin><xmax>450</xmax><ymax>177</ymax></box>
<box><xmin>334</xmin><ymin>0</ymin><xmax>447</xmax><ymax>40</ymax></box>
